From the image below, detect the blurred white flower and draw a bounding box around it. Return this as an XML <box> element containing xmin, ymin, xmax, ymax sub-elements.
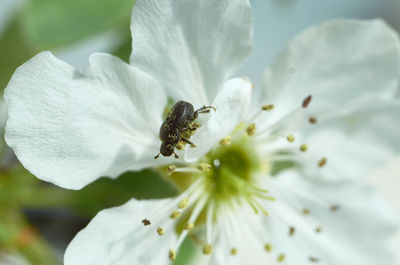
<box><xmin>4</xmin><ymin>0</ymin><xmax>400</xmax><ymax>265</ymax></box>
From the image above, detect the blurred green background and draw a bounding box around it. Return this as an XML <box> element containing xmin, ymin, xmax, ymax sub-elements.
<box><xmin>0</xmin><ymin>0</ymin><xmax>400</xmax><ymax>264</ymax></box>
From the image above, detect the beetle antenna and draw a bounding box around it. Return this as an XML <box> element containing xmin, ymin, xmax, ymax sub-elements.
<box><xmin>154</xmin><ymin>153</ymin><xmax>161</xmax><ymax>159</ymax></box>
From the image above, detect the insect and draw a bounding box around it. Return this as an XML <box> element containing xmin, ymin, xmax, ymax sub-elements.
<box><xmin>154</xmin><ymin>101</ymin><xmax>216</xmax><ymax>159</ymax></box>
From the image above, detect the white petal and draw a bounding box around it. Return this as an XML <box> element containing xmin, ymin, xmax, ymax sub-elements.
<box><xmin>64</xmin><ymin>198</ymin><xmax>178</xmax><ymax>265</ymax></box>
<box><xmin>5</xmin><ymin>52</ymin><xmax>169</xmax><ymax>190</ymax></box>
<box><xmin>300</xmin><ymin>98</ymin><xmax>400</xmax><ymax>180</ymax></box>
<box><xmin>259</xmin><ymin>19</ymin><xmax>400</xmax><ymax>124</ymax></box>
<box><xmin>266</xmin><ymin>171</ymin><xmax>398</xmax><ymax>265</ymax></box>
<box><xmin>130</xmin><ymin>0</ymin><xmax>253</xmax><ymax>105</ymax></box>
<box><xmin>185</xmin><ymin>78</ymin><xmax>252</xmax><ymax>162</ymax></box>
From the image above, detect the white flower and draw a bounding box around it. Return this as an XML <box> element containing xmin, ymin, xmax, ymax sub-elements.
<box><xmin>4</xmin><ymin>0</ymin><xmax>400</xmax><ymax>264</ymax></box>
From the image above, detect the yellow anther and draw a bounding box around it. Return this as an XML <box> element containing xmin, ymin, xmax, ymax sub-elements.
<box><xmin>157</xmin><ymin>227</ymin><xmax>165</xmax><ymax>236</ymax></box>
<box><xmin>264</xmin><ymin>243</ymin><xmax>273</xmax><ymax>252</ymax></box>
<box><xmin>309</xmin><ymin>117</ymin><xmax>317</xmax><ymax>124</ymax></box>
<box><xmin>300</xmin><ymin>144</ymin><xmax>308</xmax><ymax>152</ymax></box>
<box><xmin>330</xmin><ymin>204</ymin><xmax>339</xmax><ymax>212</ymax></box>
<box><xmin>318</xmin><ymin>157</ymin><xmax>327</xmax><ymax>167</ymax></box>
<box><xmin>197</xmin><ymin>163</ymin><xmax>211</xmax><ymax>172</ymax></box>
<box><xmin>202</xmin><ymin>244</ymin><xmax>212</xmax><ymax>255</ymax></box>
<box><xmin>287</xmin><ymin>134</ymin><xmax>295</xmax><ymax>143</ymax></box>
<box><xmin>176</xmin><ymin>141</ymin><xmax>185</xmax><ymax>150</ymax></box>
<box><xmin>277</xmin><ymin>253</ymin><xmax>285</xmax><ymax>262</ymax></box>
<box><xmin>167</xmin><ymin>165</ymin><xmax>176</xmax><ymax>175</ymax></box>
<box><xmin>315</xmin><ymin>227</ymin><xmax>322</xmax><ymax>233</ymax></box>
<box><xmin>230</xmin><ymin>248</ymin><xmax>237</xmax><ymax>255</ymax></box>
<box><xmin>183</xmin><ymin>222</ymin><xmax>194</xmax><ymax>230</ymax></box>
<box><xmin>169</xmin><ymin>249</ymin><xmax>176</xmax><ymax>261</ymax></box>
<box><xmin>246</xmin><ymin>123</ymin><xmax>256</xmax><ymax>136</ymax></box>
<box><xmin>262</xmin><ymin>104</ymin><xmax>274</xmax><ymax>111</ymax></box>
<box><xmin>170</xmin><ymin>210</ymin><xmax>181</xmax><ymax>219</ymax></box>
<box><xmin>219</xmin><ymin>136</ymin><xmax>232</xmax><ymax>145</ymax></box>
<box><xmin>178</xmin><ymin>198</ymin><xmax>189</xmax><ymax>209</ymax></box>
<box><xmin>302</xmin><ymin>208</ymin><xmax>311</xmax><ymax>215</ymax></box>
<box><xmin>289</xmin><ymin>226</ymin><xmax>295</xmax><ymax>236</ymax></box>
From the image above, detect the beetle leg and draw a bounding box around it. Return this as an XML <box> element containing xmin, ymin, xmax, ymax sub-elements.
<box><xmin>154</xmin><ymin>153</ymin><xmax>161</xmax><ymax>159</ymax></box>
<box><xmin>181</xmin><ymin>138</ymin><xmax>197</xmax><ymax>148</ymax></box>
<box><xmin>194</xmin><ymin>105</ymin><xmax>216</xmax><ymax>116</ymax></box>
<box><xmin>173</xmin><ymin>152</ymin><xmax>179</xmax><ymax>159</ymax></box>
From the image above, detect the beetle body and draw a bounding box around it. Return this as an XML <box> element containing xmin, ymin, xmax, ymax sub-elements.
<box><xmin>154</xmin><ymin>101</ymin><xmax>215</xmax><ymax>159</ymax></box>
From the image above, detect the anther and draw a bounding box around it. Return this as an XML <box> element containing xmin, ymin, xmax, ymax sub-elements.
<box><xmin>262</xmin><ymin>104</ymin><xmax>274</xmax><ymax>111</ymax></box>
<box><xmin>219</xmin><ymin>136</ymin><xmax>232</xmax><ymax>145</ymax></box>
<box><xmin>315</xmin><ymin>227</ymin><xmax>322</xmax><ymax>233</ymax></box>
<box><xmin>264</xmin><ymin>243</ymin><xmax>273</xmax><ymax>252</ymax></box>
<box><xmin>157</xmin><ymin>227</ymin><xmax>165</xmax><ymax>236</ymax></box>
<box><xmin>318</xmin><ymin>157</ymin><xmax>327</xmax><ymax>167</ymax></box>
<box><xmin>302</xmin><ymin>208</ymin><xmax>311</xmax><ymax>215</ymax></box>
<box><xmin>309</xmin><ymin>117</ymin><xmax>317</xmax><ymax>124</ymax></box>
<box><xmin>170</xmin><ymin>210</ymin><xmax>181</xmax><ymax>219</ymax></box>
<box><xmin>289</xmin><ymin>226</ymin><xmax>295</xmax><ymax>236</ymax></box>
<box><xmin>230</xmin><ymin>248</ymin><xmax>237</xmax><ymax>255</ymax></box>
<box><xmin>309</xmin><ymin>256</ymin><xmax>320</xmax><ymax>262</ymax></box>
<box><xmin>277</xmin><ymin>253</ymin><xmax>285</xmax><ymax>263</ymax></box>
<box><xmin>287</xmin><ymin>134</ymin><xmax>295</xmax><ymax>143</ymax></box>
<box><xmin>176</xmin><ymin>142</ymin><xmax>185</xmax><ymax>150</ymax></box>
<box><xmin>202</xmin><ymin>244</ymin><xmax>212</xmax><ymax>255</ymax></box>
<box><xmin>246</xmin><ymin>123</ymin><xmax>256</xmax><ymax>136</ymax></box>
<box><xmin>178</xmin><ymin>198</ymin><xmax>189</xmax><ymax>209</ymax></box>
<box><xmin>169</xmin><ymin>249</ymin><xmax>176</xmax><ymax>261</ymax></box>
<box><xmin>300</xmin><ymin>144</ymin><xmax>308</xmax><ymax>152</ymax></box>
<box><xmin>167</xmin><ymin>165</ymin><xmax>176</xmax><ymax>175</ymax></box>
<box><xmin>142</xmin><ymin>219</ymin><xmax>151</xmax><ymax>226</ymax></box>
<box><xmin>330</xmin><ymin>205</ymin><xmax>339</xmax><ymax>212</ymax></box>
<box><xmin>183</xmin><ymin>222</ymin><xmax>194</xmax><ymax>231</ymax></box>
<box><xmin>302</xmin><ymin>95</ymin><xmax>312</xmax><ymax>108</ymax></box>
<box><xmin>197</xmin><ymin>163</ymin><xmax>211</xmax><ymax>172</ymax></box>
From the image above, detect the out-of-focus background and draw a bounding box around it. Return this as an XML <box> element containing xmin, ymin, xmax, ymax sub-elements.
<box><xmin>0</xmin><ymin>0</ymin><xmax>399</xmax><ymax>264</ymax></box>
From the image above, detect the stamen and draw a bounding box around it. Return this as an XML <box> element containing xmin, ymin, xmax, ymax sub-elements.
<box><xmin>246</xmin><ymin>123</ymin><xmax>256</xmax><ymax>136</ymax></box>
<box><xmin>302</xmin><ymin>208</ymin><xmax>311</xmax><ymax>215</ymax></box>
<box><xmin>262</xmin><ymin>104</ymin><xmax>275</xmax><ymax>111</ymax></box>
<box><xmin>168</xmin><ymin>249</ymin><xmax>176</xmax><ymax>261</ymax></box>
<box><xmin>202</xmin><ymin>244</ymin><xmax>212</xmax><ymax>255</ymax></box>
<box><xmin>167</xmin><ymin>165</ymin><xmax>176</xmax><ymax>175</ymax></box>
<box><xmin>219</xmin><ymin>136</ymin><xmax>232</xmax><ymax>146</ymax></box>
<box><xmin>318</xmin><ymin>157</ymin><xmax>327</xmax><ymax>167</ymax></box>
<box><xmin>197</xmin><ymin>163</ymin><xmax>211</xmax><ymax>172</ymax></box>
<box><xmin>176</xmin><ymin>142</ymin><xmax>185</xmax><ymax>150</ymax></box>
<box><xmin>286</xmin><ymin>134</ymin><xmax>295</xmax><ymax>143</ymax></box>
<box><xmin>178</xmin><ymin>198</ymin><xmax>189</xmax><ymax>209</ymax></box>
<box><xmin>230</xmin><ymin>248</ymin><xmax>237</xmax><ymax>255</ymax></box>
<box><xmin>157</xmin><ymin>227</ymin><xmax>165</xmax><ymax>236</ymax></box>
<box><xmin>302</xmin><ymin>95</ymin><xmax>312</xmax><ymax>108</ymax></box>
<box><xmin>289</xmin><ymin>226</ymin><xmax>295</xmax><ymax>236</ymax></box>
<box><xmin>183</xmin><ymin>222</ymin><xmax>194</xmax><ymax>231</ymax></box>
<box><xmin>277</xmin><ymin>253</ymin><xmax>286</xmax><ymax>263</ymax></box>
<box><xmin>330</xmin><ymin>205</ymin><xmax>339</xmax><ymax>212</ymax></box>
<box><xmin>264</xmin><ymin>243</ymin><xmax>273</xmax><ymax>252</ymax></box>
<box><xmin>309</xmin><ymin>117</ymin><xmax>317</xmax><ymax>124</ymax></box>
<box><xmin>170</xmin><ymin>210</ymin><xmax>181</xmax><ymax>219</ymax></box>
<box><xmin>142</xmin><ymin>219</ymin><xmax>151</xmax><ymax>226</ymax></box>
<box><xmin>309</xmin><ymin>256</ymin><xmax>320</xmax><ymax>262</ymax></box>
<box><xmin>300</xmin><ymin>144</ymin><xmax>308</xmax><ymax>152</ymax></box>
<box><xmin>315</xmin><ymin>227</ymin><xmax>322</xmax><ymax>233</ymax></box>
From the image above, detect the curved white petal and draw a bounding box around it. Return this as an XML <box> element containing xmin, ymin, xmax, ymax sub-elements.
<box><xmin>258</xmin><ymin>19</ymin><xmax>400</xmax><ymax>125</ymax></box>
<box><xmin>299</xmin><ymin>98</ymin><xmax>400</xmax><ymax>180</ymax></box>
<box><xmin>130</xmin><ymin>0</ymin><xmax>253</xmax><ymax>105</ymax></box>
<box><xmin>5</xmin><ymin>52</ymin><xmax>169</xmax><ymax>190</ymax></box>
<box><xmin>185</xmin><ymin>78</ymin><xmax>252</xmax><ymax>162</ymax></box>
<box><xmin>265</xmin><ymin>171</ymin><xmax>398</xmax><ymax>265</ymax></box>
<box><xmin>64</xmin><ymin>198</ymin><xmax>178</xmax><ymax>265</ymax></box>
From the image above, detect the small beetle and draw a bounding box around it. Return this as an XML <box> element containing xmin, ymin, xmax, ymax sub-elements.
<box><xmin>154</xmin><ymin>101</ymin><xmax>215</xmax><ymax>159</ymax></box>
